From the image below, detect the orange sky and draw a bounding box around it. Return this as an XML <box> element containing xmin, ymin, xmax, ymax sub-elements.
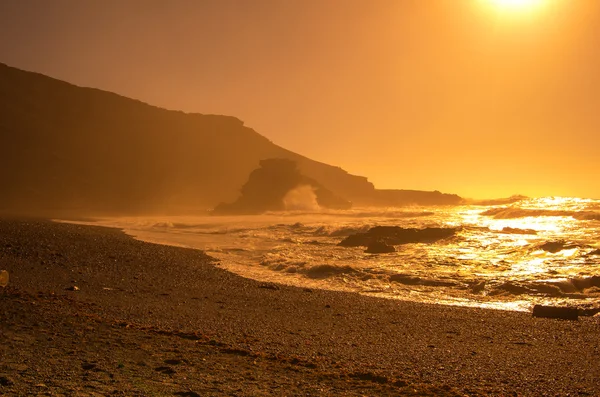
<box><xmin>1</xmin><ymin>0</ymin><xmax>599</xmax><ymax>199</ymax></box>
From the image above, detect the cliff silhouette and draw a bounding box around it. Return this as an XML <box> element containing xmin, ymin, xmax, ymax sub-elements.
<box><xmin>0</xmin><ymin>63</ymin><xmax>462</xmax><ymax>216</ymax></box>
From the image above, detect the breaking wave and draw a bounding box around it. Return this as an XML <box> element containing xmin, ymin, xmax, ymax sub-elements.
<box><xmin>283</xmin><ymin>185</ymin><xmax>321</xmax><ymax>211</ymax></box>
<box><xmin>481</xmin><ymin>208</ymin><xmax>600</xmax><ymax>220</ymax></box>
<box><xmin>63</xmin><ymin>196</ymin><xmax>600</xmax><ymax>312</ymax></box>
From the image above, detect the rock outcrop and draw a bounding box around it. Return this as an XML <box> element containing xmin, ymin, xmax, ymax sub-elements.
<box><xmin>213</xmin><ymin>159</ymin><xmax>351</xmax><ymax>214</ymax></box>
<box><xmin>538</xmin><ymin>241</ymin><xmax>581</xmax><ymax>253</ymax></box>
<box><xmin>365</xmin><ymin>241</ymin><xmax>396</xmax><ymax>254</ymax></box>
<box><xmin>532</xmin><ymin>305</ymin><xmax>579</xmax><ymax>320</ymax></box>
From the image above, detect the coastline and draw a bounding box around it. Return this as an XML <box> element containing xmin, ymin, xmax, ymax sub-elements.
<box><xmin>1</xmin><ymin>218</ymin><xmax>598</xmax><ymax>396</ymax></box>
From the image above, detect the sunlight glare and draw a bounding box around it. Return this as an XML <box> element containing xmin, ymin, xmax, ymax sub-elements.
<box><xmin>485</xmin><ymin>0</ymin><xmax>543</xmax><ymax>12</ymax></box>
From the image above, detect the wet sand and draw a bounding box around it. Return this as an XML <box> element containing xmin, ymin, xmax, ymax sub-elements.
<box><xmin>0</xmin><ymin>219</ymin><xmax>598</xmax><ymax>396</ymax></box>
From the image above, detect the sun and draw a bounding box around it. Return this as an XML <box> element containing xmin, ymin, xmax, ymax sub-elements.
<box><xmin>487</xmin><ymin>0</ymin><xmax>543</xmax><ymax>11</ymax></box>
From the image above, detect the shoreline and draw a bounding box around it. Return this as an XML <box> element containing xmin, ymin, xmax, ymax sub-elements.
<box><xmin>1</xmin><ymin>218</ymin><xmax>599</xmax><ymax>396</ymax></box>
<box><xmin>60</xmin><ymin>212</ymin><xmax>600</xmax><ymax>316</ymax></box>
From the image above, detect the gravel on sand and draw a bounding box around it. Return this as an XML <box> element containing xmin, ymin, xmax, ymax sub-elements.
<box><xmin>1</xmin><ymin>219</ymin><xmax>598</xmax><ymax>396</ymax></box>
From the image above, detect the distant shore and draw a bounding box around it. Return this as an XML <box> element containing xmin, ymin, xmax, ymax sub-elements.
<box><xmin>1</xmin><ymin>219</ymin><xmax>598</xmax><ymax>396</ymax></box>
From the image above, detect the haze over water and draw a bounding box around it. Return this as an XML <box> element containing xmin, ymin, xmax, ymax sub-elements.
<box><xmin>72</xmin><ymin>196</ymin><xmax>600</xmax><ymax>312</ymax></box>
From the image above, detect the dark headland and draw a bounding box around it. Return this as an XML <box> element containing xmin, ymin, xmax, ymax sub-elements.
<box><xmin>0</xmin><ymin>62</ymin><xmax>461</xmax><ymax>217</ymax></box>
<box><xmin>1</xmin><ymin>219</ymin><xmax>599</xmax><ymax>396</ymax></box>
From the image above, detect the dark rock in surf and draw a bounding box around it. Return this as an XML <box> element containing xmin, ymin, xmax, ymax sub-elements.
<box><xmin>469</xmin><ymin>280</ymin><xmax>486</xmax><ymax>294</ymax></box>
<box><xmin>532</xmin><ymin>305</ymin><xmax>579</xmax><ymax>320</ymax></box>
<box><xmin>213</xmin><ymin>159</ymin><xmax>352</xmax><ymax>214</ymax></box>
<box><xmin>339</xmin><ymin>226</ymin><xmax>456</xmax><ymax>247</ymax></box>
<box><xmin>528</xmin><ymin>283</ymin><xmax>564</xmax><ymax>297</ymax></box>
<box><xmin>365</xmin><ymin>240</ymin><xmax>396</xmax><ymax>254</ymax></box>
<box><xmin>499</xmin><ymin>227</ymin><xmax>537</xmax><ymax>235</ymax></box>
<box><xmin>538</xmin><ymin>241</ymin><xmax>579</xmax><ymax>253</ymax></box>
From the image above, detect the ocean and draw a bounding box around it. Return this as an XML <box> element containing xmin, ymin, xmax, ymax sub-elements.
<box><xmin>68</xmin><ymin>196</ymin><xmax>600</xmax><ymax>312</ymax></box>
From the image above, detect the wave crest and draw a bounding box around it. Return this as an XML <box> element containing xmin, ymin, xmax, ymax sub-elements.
<box><xmin>482</xmin><ymin>208</ymin><xmax>600</xmax><ymax>221</ymax></box>
<box><xmin>304</xmin><ymin>264</ymin><xmax>359</xmax><ymax>279</ymax></box>
<box><xmin>489</xmin><ymin>277</ymin><xmax>600</xmax><ymax>298</ymax></box>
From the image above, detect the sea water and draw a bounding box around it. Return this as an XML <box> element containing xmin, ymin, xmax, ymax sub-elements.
<box><xmin>68</xmin><ymin>196</ymin><xmax>600</xmax><ymax>312</ymax></box>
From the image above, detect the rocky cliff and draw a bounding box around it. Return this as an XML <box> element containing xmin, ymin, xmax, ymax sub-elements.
<box><xmin>0</xmin><ymin>63</ymin><xmax>374</xmax><ymax>215</ymax></box>
<box><xmin>0</xmin><ymin>62</ymin><xmax>462</xmax><ymax>216</ymax></box>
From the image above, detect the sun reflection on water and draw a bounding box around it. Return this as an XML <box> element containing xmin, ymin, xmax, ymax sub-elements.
<box><xmin>62</xmin><ymin>196</ymin><xmax>600</xmax><ymax>313</ymax></box>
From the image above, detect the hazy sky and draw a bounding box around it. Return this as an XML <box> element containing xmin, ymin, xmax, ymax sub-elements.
<box><xmin>1</xmin><ymin>0</ymin><xmax>599</xmax><ymax>199</ymax></box>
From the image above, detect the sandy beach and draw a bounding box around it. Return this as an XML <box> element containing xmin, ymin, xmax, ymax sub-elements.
<box><xmin>1</xmin><ymin>219</ymin><xmax>599</xmax><ymax>396</ymax></box>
